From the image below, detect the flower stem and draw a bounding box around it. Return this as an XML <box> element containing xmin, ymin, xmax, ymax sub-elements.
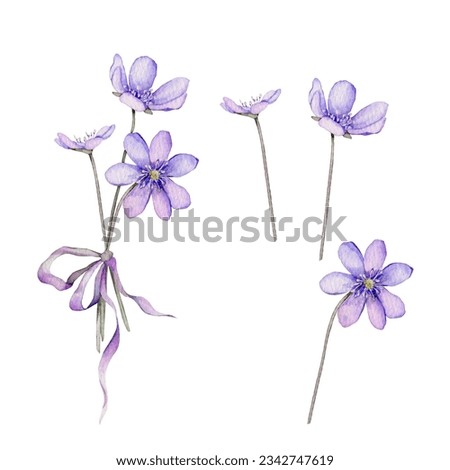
<box><xmin>105</xmin><ymin>184</ymin><xmax>137</xmax><ymax>251</ymax></box>
<box><xmin>307</xmin><ymin>292</ymin><xmax>351</xmax><ymax>424</ymax></box>
<box><xmin>319</xmin><ymin>133</ymin><xmax>335</xmax><ymax>261</ymax></box>
<box><xmin>88</xmin><ymin>152</ymin><xmax>107</xmax><ymax>244</ymax></box>
<box><xmin>254</xmin><ymin>117</ymin><xmax>277</xmax><ymax>242</ymax></box>
<box><xmin>106</xmin><ymin>109</ymin><xmax>136</xmax><ymax>242</ymax></box>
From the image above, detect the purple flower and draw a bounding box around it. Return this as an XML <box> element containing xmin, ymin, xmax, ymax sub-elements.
<box><xmin>221</xmin><ymin>89</ymin><xmax>281</xmax><ymax>117</ymax></box>
<box><xmin>110</xmin><ymin>54</ymin><xmax>189</xmax><ymax>113</ymax></box>
<box><xmin>38</xmin><ymin>246</ymin><xmax>170</xmax><ymax>421</ymax></box>
<box><xmin>320</xmin><ymin>240</ymin><xmax>413</xmax><ymax>329</ymax></box>
<box><xmin>105</xmin><ymin>131</ymin><xmax>198</xmax><ymax>220</ymax></box>
<box><xmin>309</xmin><ymin>79</ymin><xmax>388</xmax><ymax>137</ymax></box>
<box><xmin>55</xmin><ymin>125</ymin><xmax>115</xmax><ymax>153</ymax></box>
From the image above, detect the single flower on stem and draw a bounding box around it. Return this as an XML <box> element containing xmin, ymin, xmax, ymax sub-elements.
<box><xmin>307</xmin><ymin>240</ymin><xmax>413</xmax><ymax>424</ymax></box>
<box><xmin>55</xmin><ymin>125</ymin><xmax>115</xmax><ymax>153</ymax></box>
<box><xmin>309</xmin><ymin>78</ymin><xmax>388</xmax><ymax>259</ymax></box>
<box><xmin>38</xmin><ymin>246</ymin><xmax>172</xmax><ymax>421</ymax></box>
<box><xmin>110</xmin><ymin>54</ymin><xmax>189</xmax><ymax>113</ymax></box>
<box><xmin>105</xmin><ymin>131</ymin><xmax>198</xmax><ymax>220</ymax></box>
<box><xmin>221</xmin><ymin>89</ymin><xmax>281</xmax><ymax>241</ymax></box>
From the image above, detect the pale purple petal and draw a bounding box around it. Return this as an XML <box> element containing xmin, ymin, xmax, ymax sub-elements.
<box><xmin>84</xmin><ymin>137</ymin><xmax>104</xmax><ymax>150</ymax></box>
<box><xmin>250</xmin><ymin>101</ymin><xmax>269</xmax><ymax>114</ymax></box>
<box><xmin>128</xmin><ymin>56</ymin><xmax>157</xmax><ymax>91</ymax></box>
<box><xmin>378</xmin><ymin>287</ymin><xmax>406</xmax><ymax>319</ymax></box>
<box><xmin>98</xmin><ymin>266</ymin><xmax>119</xmax><ymax>423</ymax></box>
<box><xmin>164</xmin><ymin>153</ymin><xmax>198</xmax><ymax>177</ymax></box>
<box><xmin>109</xmin><ymin>54</ymin><xmax>127</xmax><ymax>93</ymax></box>
<box><xmin>123</xmin><ymin>185</ymin><xmax>152</xmax><ymax>218</ymax></box>
<box><xmin>108</xmin><ymin>258</ymin><xmax>173</xmax><ymax>317</ymax></box>
<box><xmin>318</xmin><ymin>117</ymin><xmax>345</xmax><ymax>136</ymax></box>
<box><xmin>148</xmin><ymin>94</ymin><xmax>187</xmax><ymax>111</ymax></box>
<box><xmin>309</xmin><ymin>79</ymin><xmax>327</xmax><ymax>117</ymax></box>
<box><xmin>69</xmin><ymin>262</ymin><xmax>103</xmax><ymax>311</ymax></box>
<box><xmin>348</xmin><ymin>118</ymin><xmax>386</xmax><ymax>135</ymax></box>
<box><xmin>262</xmin><ymin>89</ymin><xmax>281</xmax><ymax>103</ymax></box>
<box><xmin>338</xmin><ymin>242</ymin><xmax>365</xmax><ymax>277</ymax></box>
<box><xmin>55</xmin><ymin>133</ymin><xmax>82</xmax><ymax>150</ymax></box>
<box><xmin>152</xmin><ymin>188</ymin><xmax>172</xmax><ymax>219</ymax></box>
<box><xmin>38</xmin><ymin>246</ymin><xmax>101</xmax><ymax>290</ymax></box>
<box><xmin>119</xmin><ymin>92</ymin><xmax>146</xmax><ymax>112</ymax></box>
<box><xmin>221</xmin><ymin>97</ymin><xmax>245</xmax><ymax>114</ymax></box>
<box><xmin>319</xmin><ymin>272</ymin><xmax>355</xmax><ymax>294</ymax></box>
<box><xmin>366</xmin><ymin>297</ymin><xmax>387</xmax><ymax>329</ymax></box>
<box><xmin>149</xmin><ymin>131</ymin><xmax>172</xmax><ymax>164</ymax></box>
<box><xmin>124</xmin><ymin>133</ymin><xmax>149</xmax><ymax>168</ymax></box>
<box><xmin>105</xmin><ymin>163</ymin><xmax>141</xmax><ymax>185</ymax></box>
<box><xmin>151</xmin><ymin>78</ymin><xmax>189</xmax><ymax>105</ymax></box>
<box><xmin>96</xmin><ymin>125</ymin><xmax>115</xmax><ymax>139</ymax></box>
<box><xmin>328</xmin><ymin>80</ymin><xmax>356</xmax><ymax>116</ymax></box>
<box><xmin>163</xmin><ymin>178</ymin><xmax>191</xmax><ymax>209</ymax></box>
<box><xmin>337</xmin><ymin>294</ymin><xmax>366</xmax><ymax>327</ymax></box>
<box><xmin>381</xmin><ymin>263</ymin><xmax>413</xmax><ymax>286</ymax></box>
<box><xmin>350</xmin><ymin>102</ymin><xmax>388</xmax><ymax>129</ymax></box>
<box><xmin>364</xmin><ymin>240</ymin><xmax>386</xmax><ymax>272</ymax></box>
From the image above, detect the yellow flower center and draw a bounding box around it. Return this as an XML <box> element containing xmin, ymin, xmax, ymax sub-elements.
<box><xmin>150</xmin><ymin>170</ymin><xmax>160</xmax><ymax>181</ymax></box>
<box><xmin>364</xmin><ymin>279</ymin><xmax>374</xmax><ymax>290</ymax></box>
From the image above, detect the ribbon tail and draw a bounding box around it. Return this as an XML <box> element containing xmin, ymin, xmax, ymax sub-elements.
<box><xmin>98</xmin><ymin>264</ymin><xmax>120</xmax><ymax>423</ymax></box>
<box><xmin>109</xmin><ymin>257</ymin><xmax>174</xmax><ymax>318</ymax></box>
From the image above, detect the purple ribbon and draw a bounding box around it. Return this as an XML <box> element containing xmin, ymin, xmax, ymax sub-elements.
<box><xmin>38</xmin><ymin>246</ymin><xmax>172</xmax><ymax>421</ymax></box>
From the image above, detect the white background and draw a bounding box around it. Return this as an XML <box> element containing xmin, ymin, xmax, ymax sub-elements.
<box><xmin>1</xmin><ymin>1</ymin><xmax>449</xmax><ymax>468</ymax></box>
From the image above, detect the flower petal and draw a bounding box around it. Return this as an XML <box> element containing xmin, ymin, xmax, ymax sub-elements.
<box><xmin>84</xmin><ymin>137</ymin><xmax>104</xmax><ymax>150</ymax></box>
<box><xmin>221</xmin><ymin>97</ymin><xmax>245</xmax><ymax>114</ymax></box>
<box><xmin>98</xmin><ymin>266</ymin><xmax>120</xmax><ymax>423</ymax></box>
<box><xmin>163</xmin><ymin>178</ymin><xmax>191</xmax><ymax>209</ymax></box>
<box><xmin>337</xmin><ymin>294</ymin><xmax>366</xmax><ymax>327</ymax></box>
<box><xmin>105</xmin><ymin>163</ymin><xmax>141</xmax><ymax>186</ymax></box>
<box><xmin>109</xmin><ymin>54</ymin><xmax>127</xmax><ymax>93</ymax></box>
<box><xmin>164</xmin><ymin>153</ymin><xmax>198</xmax><ymax>177</ymax></box>
<box><xmin>149</xmin><ymin>131</ymin><xmax>172</xmax><ymax>164</ymax></box>
<box><xmin>250</xmin><ymin>101</ymin><xmax>269</xmax><ymax>114</ymax></box>
<box><xmin>123</xmin><ymin>185</ymin><xmax>152</xmax><ymax>218</ymax></box>
<box><xmin>350</xmin><ymin>102</ymin><xmax>388</xmax><ymax>129</ymax></box>
<box><xmin>318</xmin><ymin>117</ymin><xmax>345</xmax><ymax>136</ymax></box>
<box><xmin>152</xmin><ymin>188</ymin><xmax>172</xmax><ymax>219</ymax></box>
<box><xmin>151</xmin><ymin>78</ymin><xmax>189</xmax><ymax>105</ymax></box>
<box><xmin>381</xmin><ymin>263</ymin><xmax>413</xmax><ymax>286</ymax></box>
<box><xmin>128</xmin><ymin>56</ymin><xmax>157</xmax><ymax>91</ymax></box>
<box><xmin>96</xmin><ymin>125</ymin><xmax>115</xmax><ymax>139</ymax></box>
<box><xmin>378</xmin><ymin>287</ymin><xmax>406</xmax><ymax>319</ymax></box>
<box><xmin>119</xmin><ymin>92</ymin><xmax>146</xmax><ymax>112</ymax></box>
<box><xmin>338</xmin><ymin>242</ymin><xmax>365</xmax><ymax>277</ymax></box>
<box><xmin>364</xmin><ymin>239</ymin><xmax>386</xmax><ymax>273</ymax></box>
<box><xmin>124</xmin><ymin>133</ymin><xmax>149</xmax><ymax>168</ymax></box>
<box><xmin>308</xmin><ymin>78</ymin><xmax>327</xmax><ymax>117</ymax></box>
<box><xmin>319</xmin><ymin>272</ymin><xmax>355</xmax><ymax>294</ymax></box>
<box><xmin>108</xmin><ymin>257</ymin><xmax>173</xmax><ymax>317</ymax></box>
<box><xmin>262</xmin><ymin>89</ymin><xmax>281</xmax><ymax>103</ymax></box>
<box><xmin>348</xmin><ymin>118</ymin><xmax>386</xmax><ymax>136</ymax></box>
<box><xmin>148</xmin><ymin>93</ymin><xmax>187</xmax><ymax>111</ymax></box>
<box><xmin>38</xmin><ymin>246</ymin><xmax>101</xmax><ymax>290</ymax></box>
<box><xmin>328</xmin><ymin>80</ymin><xmax>356</xmax><ymax>116</ymax></box>
<box><xmin>55</xmin><ymin>133</ymin><xmax>81</xmax><ymax>150</ymax></box>
<box><xmin>366</xmin><ymin>296</ymin><xmax>387</xmax><ymax>329</ymax></box>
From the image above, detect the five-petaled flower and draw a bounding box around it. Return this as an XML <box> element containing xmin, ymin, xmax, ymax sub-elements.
<box><xmin>55</xmin><ymin>125</ymin><xmax>115</xmax><ymax>153</ymax></box>
<box><xmin>221</xmin><ymin>89</ymin><xmax>281</xmax><ymax>117</ymax></box>
<box><xmin>309</xmin><ymin>79</ymin><xmax>388</xmax><ymax>137</ymax></box>
<box><xmin>105</xmin><ymin>131</ymin><xmax>198</xmax><ymax>219</ymax></box>
<box><xmin>320</xmin><ymin>240</ymin><xmax>413</xmax><ymax>329</ymax></box>
<box><xmin>110</xmin><ymin>54</ymin><xmax>189</xmax><ymax>113</ymax></box>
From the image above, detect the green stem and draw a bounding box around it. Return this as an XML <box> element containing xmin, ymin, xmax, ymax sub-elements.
<box><xmin>307</xmin><ymin>292</ymin><xmax>351</xmax><ymax>424</ymax></box>
<box><xmin>88</xmin><ymin>152</ymin><xmax>107</xmax><ymax>245</ymax></box>
<box><xmin>319</xmin><ymin>133</ymin><xmax>335</xmax><ymax>261</ymax></box>
<box><xmin>254</xmin><ymin>116</ymin><xmax>277</xmax><ymax>242</ymax></box>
